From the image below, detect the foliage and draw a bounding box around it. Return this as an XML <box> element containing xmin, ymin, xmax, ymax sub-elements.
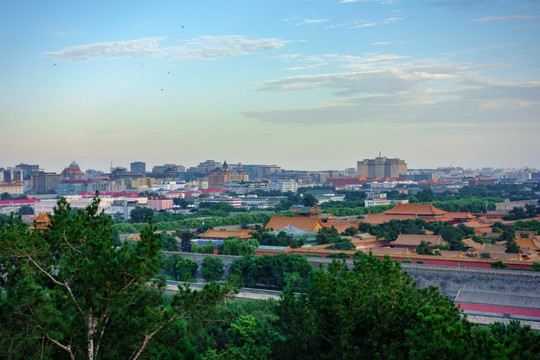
<box><xmin>159</xmin><ymin>232</ymin><xmax>179</xmax><ymax>251</ymax></box>
<box><xmin>301</xmin><ymin>194</ymin><xmax>318</xmax><ymax>207</ymax></box>
<box><xmin>316</xmin><ymin>226</ymin><xmax>341</xmax><ymax>244</ymax></box>
<box><xmin>250</xmin><ymin>227</ymin><xmax>304</xmax><ymax>248</ymax></box>
<box><xmin>221</xmin><ymin>237</ymin><xmax>259</xmax><ymax>256</ymax></box>
<box><xmin>505</xmin><ymin>240</ymin><xmax>522</xmax><ymax>254</ymax></box>
<box><xmin>201</xmin><ymin>257</ymin><xmax>224</xmax><ymax>282</ymax></box>
<box><xmin>273</xmin><ymin>254</ymin><xmax>478</xmax><ymax>359</ymax></box>
<box><xmin>172</xmin><ymin>197</ymin><xmax>193</xmax><ymax>209</ymax></box>
<box><xmin>0</xmin><ymin>197</ymin><xmax>232</xmax><ymax>360</ymax></box>
<box><xmin>502</xmin><ymin>205</ymin><xmax>538</xmax><ymax>221</ymax></box>
<box><xmin>192</xmin><ymin>243</ymin><xmax>217</xmax><ymax>254</ymax></box>
<box><xmin>328</xmin><ymin>238</ymin><xmax>356</xmax><ymax>250</ymax></box>
<box><xmin>130</xmin><ymin>206</ymin><xmax>155</xmax><ymax>223</ymax></box>
<box><xmin>176</xmin><ymin>257</ymin><xmax>199</xmax><ymax>281</ymax></box>
<box><xmin>230</xmin><ymin>254</ymin><xmax>312</xmax><ymax>290</ymax></box>
<box><xmin>16</xmin><ymin>204</ymin><xmax>34</xmax><ymax>215</ymax></box>
<box><xmin>179</xmin><ymin>230</ymin><xmax>194</xmax><ymax>252</ymax></box>
<box><xmin>491</xmin><ymin>261</ymin><xmax>508</xmax><ymax>269</ymax></box>
<box><xmin>416</xmin><ymin>241</ymin><xmax>434</xmax><ymax>255</ymax></box>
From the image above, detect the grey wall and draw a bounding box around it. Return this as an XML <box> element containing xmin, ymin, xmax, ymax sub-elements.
<box><xmin>165</xmin><ymin>252</ymin><xmax>540</xmax><ymax>299</ymax></box>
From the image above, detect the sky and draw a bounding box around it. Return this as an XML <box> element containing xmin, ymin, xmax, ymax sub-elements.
<box><xmin>1</xmin><ymin>0</ymin><xmax>539</xmax><ymax>173</ymax></box>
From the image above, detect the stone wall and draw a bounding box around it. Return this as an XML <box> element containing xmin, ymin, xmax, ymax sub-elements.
<box><xmin>165</xmin><ymin>252</ymin><xmax>540</xmax><ymax>299</ymax></box>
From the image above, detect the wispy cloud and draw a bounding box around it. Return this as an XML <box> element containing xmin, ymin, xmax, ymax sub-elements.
<box><xmin>296</xmin><ymin>18</ymin><xmax>329</xmax><ymax>26</ymax></box>
<box><xmin>281</xmin><ymin>63</ymin><xmax>329</xmax><ymax>71</ymax></box>
<box><xmin>170</xmin><ymin>35</ymin><xmax>289</xmax><ymax>61</ymax></box>
<box><xmin>44</xmin><ymin>35</ymin><xmax>288</xmax><ymax>62</ymax></box>
<box><xmin>471</xmin><ymin>15</ymin><xmax>540</xmax><ymax>23</ymax></box>
<box><xmin>352</xmin><ymin>17</ymin><xmax>404</xmax><ymax>28</ymax></box>
<box><xmin>246</xmin><ymin>61</ymin><xmax>540</xmax><ymax>126</ymax></box>
<box><xmin>44</xmin><ymin>37</ymin><xmax>164</xmax><ymax>60</ymax></box>
<box><xmin>371</xmin><ymin>40</ymin><xmax>404</xmax><ymax>46</ymax></box>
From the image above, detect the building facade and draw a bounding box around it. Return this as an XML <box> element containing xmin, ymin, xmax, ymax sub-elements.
<box><xmin>357</xmin><ymin>156</ymin><xmax>407</xmax><ymax>178</ymax></box>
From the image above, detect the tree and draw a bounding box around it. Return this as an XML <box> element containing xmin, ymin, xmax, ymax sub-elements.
<box><xmin>173</xmin><ymin>197</ymin><xmax>193</xmax><ymax>209</ymax></box>
<box><xmin>176</xmin><ymin>257</ymin><xmax>199</xmax><ymax>281</ymax></box>
<box><xmin>316</xmin><ymin>226</ymin><xmax>341</xmax><ymax>244</ymax></box>
<box><xmin>301</xmin><ymin>194</ymin><xmax>318</xmax><ymax>207</ymax></box>
<box><xmin>221</xmin><ymin>237</ymin><xmax>259</xmax><ymax>256</ymax></box>
<box><xmin>130</xmin><ymin>206</ymin><xmax>154</xmax><ymax>223</ymax></box>
<box><xmin>16</xmin><ymin>205</ymin><xmax>34</xmax><ymax>215</ymax></box>
<box><xmin>505</xmin><ymin>240</ymin><xmax>522</xmax><ymax>254</ymax></box>
<box><xmin>180</xmin><ymin>230</ymin><xmax>194</xmax><ymax>252</ymax></box>
<box><xmin>416</xmin><ymin>240</ymin><xmax>434</xmax><ymax>255</ymax></box>
<box><xmin>328</xmin><ymin>239</ymin><xmax>355</xmax><ymax>250</ymax></box>
<box><xmin>201</xmin><ymin>257</ymin><xmax>224</xmax><ymax>282</ymax></box>
<box><xmin>0</xmin><ymin>197</ymin><xmax>232</xmax><ymax>359</ymax></box>
<box><xmin>273</xmin><ymin>254</ymin><xmax>480</xmax><ymax>359</ymax></box>
<box><xmin>159</xmin><ymin>232</ymin><xmax>179</xmax><ymax>251</ymax></box>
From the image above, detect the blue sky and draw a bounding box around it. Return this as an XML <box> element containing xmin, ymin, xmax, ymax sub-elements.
<box><xmin>1</xmin><ymin>0</ymin><xmax>539</xmax><ymax>172</ymax></box>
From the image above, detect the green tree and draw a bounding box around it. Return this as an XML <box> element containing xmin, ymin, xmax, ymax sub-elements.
<box><xmin>316</xmin><ymin>226</ymin><xmax>341</xmax><ymax>244</ymax></box>
<box><xmin>16</xmin><ymin>204</ymin><xmax>34</xmax><ymax>215</ymax></box>
<box><xmin>0</xmin><ymin>197</ymin><xmax>232</xmax><ymax>359</ymax></box>
<box><xmin>176</xmin><ymin>257</ymin><xmax>199</xmax><ymax>281</ymax></box>
<box><xmin>130</xmin><ymin>206</ymin><xmax>155</xmax><ymax>223</ymax></box>
<box><xmin>180</xmin><ymin>230</ymin><xmax>194</xmax><ymax>252</ymax></box>
<box><xmin>416</xmin><ymin>240</ymin><xmax>434</xmax><ymax>255</ymax></box>
<box><xmin>273</xmin><ymin>254</ymin><xmax>480</xmax><ymax>359</ymax></box>
<box><xmin>159</xmin><ymin>232</ymin><xmax>179</xmax><ymax>251</ymax></box>
<box><xmin>301</xmin><ymin>194</ymin><xmax>318</xmax><ymax>207</ymax></box>
<box><xmin>328</xmin><ymin>239</ymin><xmax>355</xmax><ymax>250</ymax></box>
<box><xmin>201</xmin><ymin>257</ymin><xmax>224</xmax><ymax>282</ymax></box>
<box><xmin>222</xmin><ymin>237</ymin><xmax>259</xmax><ymax>256</ymax></box>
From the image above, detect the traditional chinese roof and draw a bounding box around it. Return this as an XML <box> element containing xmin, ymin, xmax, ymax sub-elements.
<box><xmin>361</xmin><ymin>213</ymin><xmax>417</xmax><ymax>225</ymax></box>
<box><xmin>322</xmin><ymin>220</ymin><xmax>361</xmax><ymax>234</ymax></box>
<box><xmin>265</xmin><ymin>215</ymin><xmax>324</xmax><ymax>233</ymax></box>
<box><xmin>393</xmin><ymin>234</ymin><xmax>445</xmax><ymax>248</ymax></box>
<box><xmin>269</xmin><ymin>225</ymin><xmax>315</xmax><ymax>236</ymax></box>
<box><xmin>293</xmin><ymin>206</ymin><xmax>323</xmax><ymax>215</ymax></box>
<box><xmin>199</xmin><ymin>229</ymin><xmax>252</xmax><ymax>240</ymax></box>
<box><xmin>516</xmin><ymin>237</ymin><xmax>540</xmax><ymax>252</ymax></box>
<box><xmin>383</xmin><ymin>203</ymin><xmax>447</xmax><ymax>216</ymax></box>
<box><xmin>30</xmin><ymin>213</ymin><xmax>51</xmax><ymax>231</ymax></box>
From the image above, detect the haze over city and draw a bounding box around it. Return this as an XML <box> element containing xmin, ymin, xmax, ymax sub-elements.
<box><xmin>1</xmin><ymin>0</ymin><xmax>539</xmax><ymax>171</ymax></box>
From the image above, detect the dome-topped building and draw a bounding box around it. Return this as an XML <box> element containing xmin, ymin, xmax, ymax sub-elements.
<box><xmin>62</xmin><ymin>161</ymin><xmax>84</xmax><ymax>180</ymax></box>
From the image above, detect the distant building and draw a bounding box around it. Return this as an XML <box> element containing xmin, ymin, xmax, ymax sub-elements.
<box><xmin>31</xmin><ymin>172</ymin><xmax>62</xmax><ymax>194</ymax></box>
<box><xmin>468</xmin><ymin>176</ymin><xmax>496</xmax><ymax>187</ymax></box>
<box><xmin>87</xmin><ymin>180</ymin><xmax>127</xmax><ymax>193</ymax></box>
<box><xmin>58</xmin><ymin>180</ymin><xmax>88</xmax><ymax>195</ymax></box>
<box><xmin>0</xmin><ymin>180</ymin><xmax>24</xmax><ymax>194</ymax></box>
<box><xmin>152</xmin><ymin>163</ymin><xmax>185</xmax><ymax>174</ymax></box>
<box><xmin>130</xmin><ymin>161</ymin><xmax>146</xmax><ymax>174</ymax></box>
<box><xmin>61</xmin><ymin>161</ymin><xmax>85</xmax><ymax>180</ymax></box>
<box><xmin>147</xmin><ymin>197</ymin><xmax>173</xmax><ymax>211</ymax></box>
<box><xmin>207</xmin><ymin>161</ymin><xmax>246</xmax><ymax>189</ymax></box>
<box><xmin>357</xmin><ymin>155</ymin><xmax>407</xmax><ymax>178</ymax></box>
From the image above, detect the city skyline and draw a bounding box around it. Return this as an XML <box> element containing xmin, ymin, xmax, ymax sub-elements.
<box><xmin>1</xmin><ymin>1</ymin><xmax>539</xmax><ymax>171</ymax></box>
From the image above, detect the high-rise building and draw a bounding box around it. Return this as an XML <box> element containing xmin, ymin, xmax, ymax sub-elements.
<box><xmin>130</xmin><ymin>161</ymin><xmax>146</xmax><ymax>174</ymax></box>
<box><xmin>357</xmin><ymin>155</ymin><xmax>407</xmax><ymax>178</ymax></box>
<box><xmin>31</xmin><ymin>172</ymin><xmax>62</xmax><ymax>194</ymax></box>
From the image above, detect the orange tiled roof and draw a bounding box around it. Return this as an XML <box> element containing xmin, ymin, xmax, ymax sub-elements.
<box><xmin>322</xmin><ymin>220</ymin><xmax>361</xmax><ymax>234</ymax></box>
<box><xmin>383</xmin><ymin>203</ymin><xmax>446</xmax><ymax>216</ymax></box>
<box><xmin>393</xmin><ymin>234</ymin><xmax>445</xmax><ymax>247</ymax></box>
<box><xmin>265</xmin><ymin>215</ymin><xmax>324</xmax><ymax>233</ymax></box>
<box><xmin>516</xmin><ymin>237</ymin><xmax>540</xmax><ymax>252</ymax></box>
<box><xmin>361</xmin><ymin>213</ymin><xmax>417</xmax><ymax>225</ymax></box>
<box><xmin>199</xmin><ymin>229</ymin><xmax>252</xmax><ymax>240</ymax></box>
<box><xmin>446</xmin><ymin>212</ymin><xmax>475</xmax><ymax>220</ymax></box>
<box><xmin>30</xmin><ymin>213</ymin><xmax>51</xmax><ymax>231</ymax></box>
